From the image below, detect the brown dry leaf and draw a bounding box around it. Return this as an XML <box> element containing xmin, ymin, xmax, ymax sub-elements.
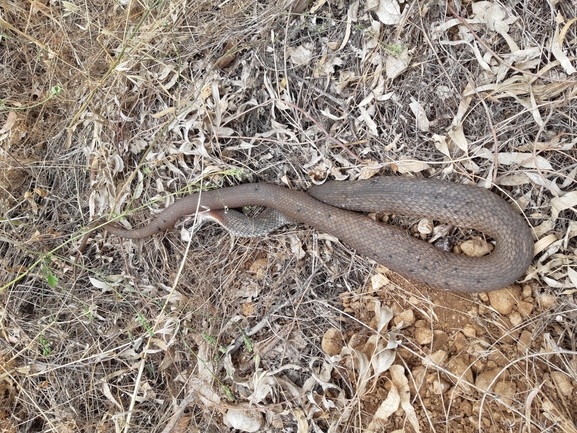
<box><xmin>385</xmin><ymin>47</ymin><xmax>411</xmax><ymax>80</ymax></box>
<box><xmin>358</xmin><ymin>106</ymin><xmax>379</xmax><ymax>136</ymax></box>
<box><xmin>503</xmin><ymin>46</ymin><xmax>541</xmax><ymax>70</ymax></box>
<box><xmin>248</xmin><ymin>258</ymin><xmax>268</xmax><ymax>279</ymax></box>
<box><xmin>320</xmin><ymin>55</ymin><xmax>344</xmax><ymax>75</ymax></box>
<box><xmin>567</xmin><ymin>267</ymin><xmax>577</xmax><ymax>289</ymax></box>
<box><xmin>392</xmin><ymin>158</ymin><xmax>430</xmax><ymax>174</ymax></box>
<box><xmin>408</xmin><ymin>98</ymin><xmax>430</xmax><ymax>131</ymax></box>
<box><xmin>167</xmin><ymin>416</ymin><xmax>192</xmax><ymax>433</ymax></box>
<box><xmin>447</xmin><ymin>123</ymin><xmax>470</xmax><ymax>153</ymax></box>
<box><xmin>551</xmin><ymin>15</ymin><xmax>577</xmax><ymax>75</ymax></box>
<box><xmin>0</xmin><ymin>111</ymin><xmax>19</xmax><ymax>134</ymax></box>
<box><xmin>474</xmin><ymin>148</ymin><xmax>554</xmax><ymax>171</ymax></box>
<box><xmin>367</xmin><ymin>378</ymin><xmax>400</xmax><ymax>431</ymax></box>
<box><xmin>392</xmin><ymin>365</ymin><xmax>420</xmax><ymax>433</ymax></box>
<box><xmin>290</xmin><ymin>0</ymin><xmax>310</xmax><ymax>14</ymax></box>
<box><xmin>100</xmin><ymin>382</ymin><xmax>122</xmax><ymax>410</ymax></box>
<box><xmin>472</xmin><ymin>1</ymin><xmax>518</xmax><ymax>53</ymax></box>
<box><xmin>433</xmin><ymin>134</ymin><xmax>452</xmax><ymax>157</ymax></box>
<box><xmin>287</xmin><ymin>44</ymin><xmax>313</xmax><ymax>66</ymax></box>
<box><xmin>224</xmin><ymin>407</ymin><xmax>263</xmax><ymax>432</ymax></box>
<box><xmin>216</xmin><ymin>39</ymin><xmax>237</xmax><ymax>69</ymax></box>
<box><xmin>33</xmin><ymin>187</ymin><xmax>49</xmax><ymax>197</ymax></box>
<box><xmin>241</xmin><ymin>302</ymin><xmax>256</xmax><ymax>316</ymax></box>
<box><xmin>369</xmin><ymin>365</ymin><xmax>419</xmax><ymax>432</ymax></box>
<box><xmin>248</xmin><ymin>370</ymin><xmax>277</xmax><ymax>404</ymax></box>
<box><xmin>309</xmin><ymin>0</ymin><xmax>327</xmax><ymax>13</ymax></box>
<box><xmin>551</xmin><ymin>191</ymin><xmax>577</xmax><ymax>218</ymax></box>
<box><xmin>358</xmin><ymin>165</ymin><xmax>383</xmax><ymax>179</ymax></box>
<box><xmin>291</xmin><ymin>408</ymin><xmax>308</xmax><ymax>432</ymax></box>
<box><xmin>367</xmin><ymin>0</ymin><xmax>402</xmax><ymax>25</ymax></box>
<box><xmin>24</xmin><ymin>191</ymin><xmax>38</xmax><ymax>214</ymax></box>
<box><xmin>533</xmin><ymin>233</ymin><xmax>558</xmax><ymax>255</ymax></box>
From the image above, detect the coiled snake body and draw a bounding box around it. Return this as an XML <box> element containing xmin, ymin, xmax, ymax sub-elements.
<box><xmin>97</xmin><ymin>178</ymin><xmax>533</xmax><ymax>293</ymax></box>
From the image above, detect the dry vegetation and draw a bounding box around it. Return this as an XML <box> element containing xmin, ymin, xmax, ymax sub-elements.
<box><xmin>1</xmin><ymin>0</ymin><xmax>577</xmax><ymax>432</ymax></box>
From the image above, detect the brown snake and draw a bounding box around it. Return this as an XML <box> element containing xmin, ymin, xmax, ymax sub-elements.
<box><xmin>89</xmin><ymin>177</ymin><xmax>533</xmax><ymax>293</ymax></box>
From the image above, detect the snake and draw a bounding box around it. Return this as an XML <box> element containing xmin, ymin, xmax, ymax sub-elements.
<box><xmin>93</xmin><ymin>177</ymin><xmax>533</xmax><ymax>293</ymax></box>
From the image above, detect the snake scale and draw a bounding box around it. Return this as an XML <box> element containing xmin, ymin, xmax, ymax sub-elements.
<box><xmin>92</xmin><ymin>177</ymin><xmax>534</xmax><ymax>293</ymax></box>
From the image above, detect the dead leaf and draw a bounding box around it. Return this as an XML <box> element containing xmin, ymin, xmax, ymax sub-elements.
<box><xmin>249</xmin><ymin>258</ymin><xmax>268</xmax><ymax>279</ymax></box>
<box><xmin>392</xmin><ymin>158</ymin><xmax>430</xmax><ymax>174</ymax></box>
<box><xmin>0</xmin><ymin>111</ymin><xmax>19</xmax><ymax>134</ymax></box>
<box><xmin>224</xmin><ymin>407</ymin><xmax>263</xmax><ymax>432</ymax></box>
<box><xmin>551</xmin><ymin>191</ymin><xmax>577</xmax><ymax>218</ymax></box>
<box><xmin>287</xmin><ymin>44</ymin><xmax>313</xmax><ymax>66</ymax></box>
<box><xmin>368</xmin><ymin>0</ymin><xmax>402</xmax><ymax>25</ymax></box>
<box><xmin>551</xmin><ymin>15</ymin><xmax>577</xmax><ymax>75</ymax></box>
<box><xmin>385</xmin><ymin>47</ymin><xmax>411</xmax><ymax>79</ymax></box>
<box><xmin>408</xmin><ymin>98</ymin><xmax>430</xmax><ymax>131</ymax></box>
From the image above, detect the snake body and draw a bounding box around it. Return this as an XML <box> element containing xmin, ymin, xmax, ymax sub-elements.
<box><xmin>100</xmin><ymin>178</ymin><xmax>533</xmax><ymax>293</ymax></box>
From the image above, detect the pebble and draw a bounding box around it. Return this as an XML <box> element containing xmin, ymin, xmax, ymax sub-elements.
<box><xmin>475</xmin><ymin>368</ymin><xmax>505</xmax><ymax>392</ymax></box>
<box><xmin>487</xmin><ymin>287</ymin><xmax>520</xmax><ymax>315</ymax></box>
<box><xmin>517</xmin><ymin>330</ymin><xmax>532</xmax><ymax>352</ymax></box>
<box><xmin>414</xmin><ymin>327</ymin><xmax>434</xmax><ymax>345</ymax></box>
<box><xmin>551</xmin><ymin>371</ymin><xmax>574</xmax><ymax>396</ymax></box>
<box><xmin>321</xmin><ymin>328</ymin><xmax>343</xmax><ymax>356</ymax></box>
<box><xmin>446</xmin><ymin>355</ymin><xmax>474</xmax><ymax>393</ymax></box>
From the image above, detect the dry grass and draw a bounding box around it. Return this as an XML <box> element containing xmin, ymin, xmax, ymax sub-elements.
<box><xmin>1</xmin><ymin>0</ymin><xmax>577</xmax><ymax>432</ymax></box>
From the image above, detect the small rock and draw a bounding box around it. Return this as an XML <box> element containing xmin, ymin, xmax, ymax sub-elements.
<box><xmin>432</xmin><ymin>330</ymin><xmax>449</xmax><ymax>351</ymax></box>
<box><xmin>425</xmin><ymin>350</ymin><xmax>448</xmax><ymax>367</ymax></box>
<box><xmin>487</xmin><ymin>351</ymin><xmax>509</xmax><ymax>368</ymax></box>
<box><xmin>522</xmin><ymin>285</ymin><xmax>533</xmax><ymax>298</ymax></box>
<box><xmin>551</xmin><ymin>371</ymin><xmax>574</xmax><ymax>396</ymax></box>
<box><xmin>487</xmin><ymin>287</ymin><xmax>520</xmax><ymax>315</ymax></box>
<box><xmin>453</xmin><ymin>332</ymin><xmax>469</xmax><ymax>353</ymax></box>
<box><xmin>433</xmin><ymin>378</ymin><xmax>450</xmax><ymax>394</ymax></box>
<box><xmin>370</xmin><ymin>273</ymin><xmax>390</xmax><ymax>291</ymax></box>
<box><xmin>509</xmin><ymin>311</ymin><xmax>522</xmax><ymax>326</ymax></box>
<box><xmin>414</xmin><ymin>327</ymin><xmax>434</xmax><ymax>345</ymax></box>
<box><xmin>321</xmin><ymin>328</ymin><xmax>343</xmax><ymax>356</ymax></box>
<box><xmin>517</xmin><ymin>330</ymin><xmax>532</xmax><ymax>352</ymax></box>
<box><xmin>497</xmin><ymin>317</ymin><xmax>515</xmax><ymax>343</ymax></box>
<box><xmin>475</xmin><ymin>368</ymin><xmax>504</xmax><ymax>392</ymax></box>
<box><xmin>459</xmin><ymin>400</ymin><xmax>473</xmax><ymax>417</ymax></box>
<box><xmin>394</xmin><ymin>309</ymin><xmax>416</xmax><ymax>328</ymax></box>
<box><xmin>446</xmin><ymin>355</ymin><xmax>474</xmax><ymax>393</ymax></box>
<box><xmin>494</xmin><ymin>381</ymin><xmax>516</xmax><ymax>406</ymax></box>
<box><xmin>517</xmin><ymin>300</ymin><xmax>534</xmax><ymax>317</ymax></box>
<box><xmin>410</xmin><ymin>366</ymin><xmax>427</xmax><ymax>397</ymax></box>
<box><xmin>461</xmin><ymin>238</ymin><xmax>493</xmax><ymax>257</ymax></box>
<box><xmin>462</xmin><ymin>324</ymin><xmax>477</xmax><ymax>338</ymax></box>
<box><xmin>537</xmin><ymin>293</ymin><xmax>556</xmax><ymax>308</ymax></box>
